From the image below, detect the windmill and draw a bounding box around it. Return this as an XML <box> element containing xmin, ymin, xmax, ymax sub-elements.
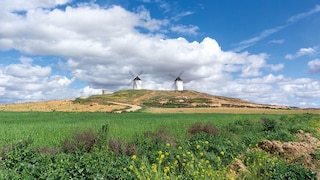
<box><xmin>129</xmin><ymin>71</ymin><xmax>143</xmax><ymax>90</ymax></box>
<box><xmin>170</xmin><ymin>71</ymin><xmax>184</xmax><ymax>91</ymax></box>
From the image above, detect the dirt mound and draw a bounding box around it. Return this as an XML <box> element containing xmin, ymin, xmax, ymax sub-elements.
<box><xmin>258</xmin><ymin>130</ymin><xmax>320</xmax><ymax>177</ymax></box>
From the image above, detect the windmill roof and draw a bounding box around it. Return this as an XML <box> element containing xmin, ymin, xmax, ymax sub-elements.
<box><xmin>134</xmin><ymin>76</ymin><xmax>141</xmax><ymax>80</ymax></box>
<box><xmin>175</xmin><ymin>77</ymin><xmax>182</xmax><ymax>81</ymax></box>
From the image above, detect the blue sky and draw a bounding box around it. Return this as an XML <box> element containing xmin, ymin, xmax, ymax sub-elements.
<box><xmin>0</xmin><ymin>0</ymin><xmax>319</xmax><ymax>107</ymax></box>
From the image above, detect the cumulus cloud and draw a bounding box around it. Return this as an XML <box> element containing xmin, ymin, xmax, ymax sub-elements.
<box><xmin>0</xmin><ymin>57</ymin><xmax>73</xmax><ymax>103</ymax></box>
<box><xmin>0</xmin><ymin>2</ymin><xmax>319</xmax><ymax>107</ymax></box>
<box><xmin>308</xmin><ymin>59</ymin><xmax>320</xmax><ymax>73</ymax></box>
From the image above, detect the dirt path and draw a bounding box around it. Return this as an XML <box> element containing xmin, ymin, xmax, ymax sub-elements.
<box><xmin>110</xmin><ymin>101</ymin><xmax>142</xmax><ymax>112</ymax></box>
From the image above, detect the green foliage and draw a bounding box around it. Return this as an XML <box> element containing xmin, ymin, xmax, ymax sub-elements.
<box><xmin>0</xmin><ymin>113</ymin><xmax>319</xmax><ymax>179</ymax></box>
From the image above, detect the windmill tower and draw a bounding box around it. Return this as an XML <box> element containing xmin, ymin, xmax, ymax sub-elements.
<box><xmin>129</xmin><ymin>71</ymin><xmax>143</xmax><ymax>90</ymax></box>
<box><xmin>170</xmin><ymin>71</ymin><xmax>184</xmax><ymax>91</ymax></box>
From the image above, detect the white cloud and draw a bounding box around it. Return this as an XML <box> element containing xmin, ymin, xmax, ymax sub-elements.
<box><xmin>287</xmin><ymin>5</ymin><xmax>320</xmax><ymax>23</ymax></box>
<box><xmin>235</xmin><ymin>26</ymin><xmax>285</xmax><ymax>52</ymax></box>
<box><xmin>171</xmin><ymin>24</ymin><xmax>199</xmax><ymax>36</ymax></box>
<box><xmin>172</xmin><ymin>11</ymin><xmax>194</xmax><ymax>21</ymax></box>
<box><xmin>235</xmin><ymin>4</ymin><xmax>320</xmax><ymax>52</ymax></box>
<box><xmin>0</xmin><ymin>58</ymin><xmax>73</xmax><ymax>103</ymax></box>
<box><xmin>0</xmin><ymin>2</ymin><xmax>319</xmax><ymax>107</ymax></box>
<box><xmin>308</xmin><ymin>59</ymin><xmax>320</xmax><ymax>73</ymax></box>
<box><xmin>80</xmin><ymin>86</ymin><xmax>102</xmax><ymax>96</ymax></box>
<box><xmin>268</xmin><ymin>39</ymin><xmax>285</xmax><ymax>44</ymax></box>
<box><xmin>0</xmin><ymin>0</ymin><xmax>71</xmax><ymax>12</ymax></box>
<box><xmin>285</xmin><ymin>47</ymin><xmax>317</xmax><ymax>60</ymax></box>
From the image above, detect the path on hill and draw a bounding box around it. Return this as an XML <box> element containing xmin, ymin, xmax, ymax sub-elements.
<box><xmin>110</xmin><ymin>101</ymin><xmax>142</xmax><ymax>112</ymax></box>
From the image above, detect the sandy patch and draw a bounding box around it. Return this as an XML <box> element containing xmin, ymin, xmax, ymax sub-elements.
<box><xmin>0</xmin><ymin>100</ymin><xmax>126</xmax><ymax>112</ymax></box>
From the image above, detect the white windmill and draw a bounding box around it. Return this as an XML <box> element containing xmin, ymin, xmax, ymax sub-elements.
<box><xmin>170</xmin><ymin>71</ymin><xmax>184</xmax><ymax>91</ymax></box>
<box><xmin>129</xmin><ymin>71</ymin><xmax>143</xmax><ymax>90</ymax></box>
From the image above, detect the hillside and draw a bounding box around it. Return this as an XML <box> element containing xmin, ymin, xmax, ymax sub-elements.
<box><xmin>75</xmin><ymin>90</ymin><xmax>288</xmax><ymax>109</ymax></box>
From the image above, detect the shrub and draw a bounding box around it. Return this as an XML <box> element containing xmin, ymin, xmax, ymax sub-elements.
<box><xmin>61</xmin><ymin>129</ymin><xmax>98</xmax><ymax>153</ymax></box>
<box><xmin>187</xmin><ymin>122</ymin><xmax>218</xmax><ymax>136</ymax></box>
<box><xmin>108</xmin><ymin>138</ymin><xmax>138</xmax><ymax>156</ymax></box>
<box><xmin>261</xmin><ymin>117</ymin><xmax>278</xmax><ymax>132</ymax></box>
<box><xmin>144</xmin><ymin>125</ymin><xmax>176</xmax><ymax>147</ymax></box>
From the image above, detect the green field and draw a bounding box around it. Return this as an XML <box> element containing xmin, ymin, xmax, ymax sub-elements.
<box><xmin>0</xmin><ymin>111</ymin><xmax>284</xmax><ymax>149</ymax></box>
<box><xmin>0</xmin><ymin>111</ymin><xmax>319</xmax><ymax>179</ymax></box>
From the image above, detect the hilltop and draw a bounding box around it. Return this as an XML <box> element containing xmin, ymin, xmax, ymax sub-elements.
<box><xmin>1</xmin><ymin>90</ymin><xmax>319</xmax><ymax>113</ymax></box>
<box><xmin>75</xmin><ymin>90</ymin><xmax>288</xmax><ymax>109</ymax></box>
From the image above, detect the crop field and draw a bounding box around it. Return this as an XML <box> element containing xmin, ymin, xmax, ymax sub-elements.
<box><xmin>0</xmin><ymin>111</ymin><xmax>319</xmax><ymax>179</ymax></box>
<box><xmin>0</xmin><ymin>111</ymin><xmax>283</xmax><ymax>148</ymax></box>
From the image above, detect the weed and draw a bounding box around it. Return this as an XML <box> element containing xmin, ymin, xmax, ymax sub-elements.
<box><xmin>144</xmin><ymin>125</ymin><xmax>176</xmax><ymax>147</ymax></box>
<box><xmin>61</xmin><ymin>129</ymin><xmax>97</xmax><ymax>153</ymax></box>
<box><xmin>187</xmin><ymin>122</ymin><xmax>218</xmax><ymax>136</ymax></box>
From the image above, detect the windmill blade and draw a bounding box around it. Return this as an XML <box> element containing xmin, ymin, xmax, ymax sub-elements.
<box><xmin>137</xmin><ymin>70</ymin><xmax>143</xmax><ymax>76</ymax></box>
<box><xmin>178</xmin><ymin>70</ymin><xmax>184</xmax><ymax>77</ymax></box>
<box><xmin>129</xmin><ymin>71</ymin><xmax>135</xmax><ymax>77</ymax></box>
<box><xmin>128</xmin><ymin>79</ymin><xmax>133</xmax><ymax>86</ymax></box>
<box><xmin>171</xmin><ymin>82</ymin><xmax>175</xmax><ymax>90</ymax></box>
<box><xmin>169</xmin><ymin>73</ymin><xmax>176</xmax><ymax>78</ymax></box>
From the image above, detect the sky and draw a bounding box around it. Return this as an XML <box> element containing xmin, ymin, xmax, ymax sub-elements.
<box><xmin>0</xmin><ymin>0</ymin><xmax>319</xmax><ymax>107</ymax></box>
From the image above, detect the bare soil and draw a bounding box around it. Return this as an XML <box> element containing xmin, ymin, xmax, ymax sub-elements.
<box><xmin>258</xmin><ymin>130</ymin><xmax>320</xmax><ymax>179</ymax></box>
<box><xmin>0</xmin><ymin>99</ymin><xmax>125</xmax><ymax>112</ymax></box>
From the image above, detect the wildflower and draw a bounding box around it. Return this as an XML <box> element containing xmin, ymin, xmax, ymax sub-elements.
<box><xmin>205</xmin><ymin>141</ymin><xmax>209</xmax><ymax>145</ymax></box>
<box><xmin>158</xmin><ymin>151</ymin><xmax>163</xmax><ymax>155</ymax></box>
<box><xmin>200</xmin><ymin>152</ymin><xmax>204</xmax><ymax>157</ymax></box>
<box><xmin>178</xmin><ymin>146</ymin><xmax>182</xmax><ymax>150</ymax></box>
<box><xmin>160</xmin><ymin>154</ymin><xmax>165</xmax><ymax>160</ymax></box>
<box><xmin>129</xmin><ymin>165</ymin><xmax>134</xmax><ymax>170</ymax></box>
<box><xmin>220</xmin><ymin>151</ymin><xmax>224</xmax><ymax>156</ymax></box>
<box><xmin>132</xmin><ymin>155</ymin><xmax>137</xmax><ymax>160</ymax></box>
<box><xmin>151</xmin><ymin>163</ymin><xmax>157</xmax><ymax>173</ymax></box>
<box><xmin>196</xmin><ymin>144</ymin><xmax>201</xmax><ymax>149</ymax></box>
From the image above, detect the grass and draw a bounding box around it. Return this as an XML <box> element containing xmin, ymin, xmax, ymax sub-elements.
<box><xmin>0</xmin><ymin>111</ymin><xmax>284</xmax><ymax>149</ymax></box>
<box><xmin>0</xmin><ymin>112</ymin><xmax>319</xmax><ymax>179</ymax></box>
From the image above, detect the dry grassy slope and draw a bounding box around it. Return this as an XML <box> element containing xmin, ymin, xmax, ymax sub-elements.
<box><xmin>85</xmin><ymin>90</ymin><xmax>288</xmax><ymax>109</ymax></box>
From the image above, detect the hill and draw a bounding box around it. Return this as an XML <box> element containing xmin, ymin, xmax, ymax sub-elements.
<box><xmin>1</xmin><ymin>90</ymin><xmax>319</xmax><ymax>113</ymax></box>
<box><xmin>75</xmin><ymin>90</ymin><xmax>288</xmax><ymax>109</ymax></box>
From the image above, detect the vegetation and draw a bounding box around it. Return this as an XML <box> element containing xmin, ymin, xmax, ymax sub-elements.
<box><xmin>0</xmin><ymin>112</ymin><xmax>319</xmax><ymax>179</ymax></box>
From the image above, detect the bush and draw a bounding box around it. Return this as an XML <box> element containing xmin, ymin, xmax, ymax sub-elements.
<box><xmin>187</xmin><ymin>122</ymin><xmax>218</xmax><ymax>136</ymax></box>
<box><xmin>144</xmin><ymin>125</ymin><xmax>176</xmax><ymax>147</ymax></box>
<box><xmin>61</xmin><ymin>129</ymin><xmax>98</xmax><ymax>153</ymax></box>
